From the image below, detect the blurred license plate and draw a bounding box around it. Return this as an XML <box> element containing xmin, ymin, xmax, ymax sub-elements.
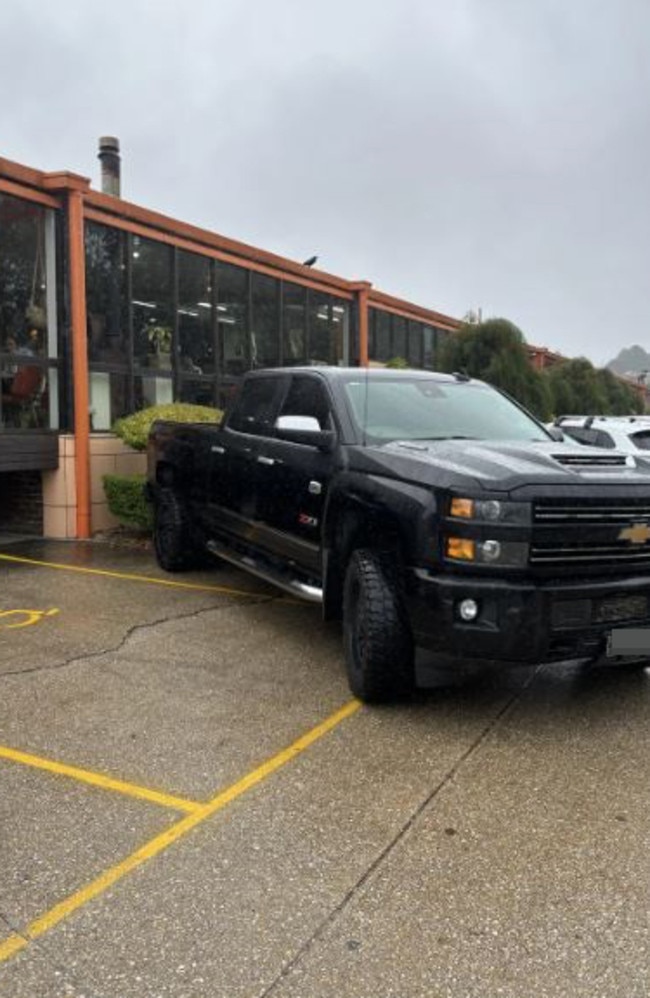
<box><xmin>607</xmin><ymin>628</ymin><xmax>650</xmax><ymax>657</ymax></box>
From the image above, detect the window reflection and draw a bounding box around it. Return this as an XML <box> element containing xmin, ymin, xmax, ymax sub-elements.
<box><xmin>251</xmin><ymin>273</ymin><xmax>280</xmax><ymax>368</ymax></box>
<box><xmin>86</xmin><ymin>223</ymin><xmax>129</xmax><ymax>364</ymax></box>
<box><xmin>134</xmin><ymin>373</ymin><xmax>173</xmax><ymax>410</ymax></box>
<box><xmin>131</xmin><ymin>237</ymin><xmax>174</xmax><ymax>370</ymax></box>
<box><xmin>407</xmin><ymin>320</ymin><xmax>423</xmax><ymax>367</ymax></box>
<box><xmin>283</xmin><ymin>281</ymin><xmax>306</xmax><ymax>364</ymax></box>
<box><xmin>0</xmin><ymin>193</ymin><xmax>59</xmax><ymax>429</ymax></box>
<box><xmin>89</xmin><ymin>372</ymin><xmax>130</xmax><ymax>431</ymax></box>
<box><xmin>308</xmin><ymin>291</ymin><xmax>332</xmax><ymax>365</ymax></box>
<box><xmin>178</xmin><ymin>251</ymin><xmax>214</xmax><ymax>375</ymax></box>
<box><xmin>371</xmin><ymin>309</ymin><xmax>391</xmax><ymax>362</ymax></box>
<box><xmin>392</xmin><ymin>315</ymin><xmax>407</xmax><ymax>360</ymax></box>
<box><xmin>178</xmin><ymin>379</ymin><xmax>217</xmax><ymax>408</ymax></box>
<box><xmin>217</xmin><ymin>262</ymin><xmax>249</xmax><ymax>376</ymax></box>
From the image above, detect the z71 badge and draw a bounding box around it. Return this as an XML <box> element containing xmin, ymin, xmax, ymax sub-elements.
<box><xmin>298</xmin><ymin>513</ymin><xmax>319</xmax><ymax>528</ymax></box>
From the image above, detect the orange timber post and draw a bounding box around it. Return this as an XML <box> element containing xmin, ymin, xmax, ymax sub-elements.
<box><xmin>44</xmin><ymin>171</ymin><xmax>92</xmax><ymax>538</ymax></box>
<box><xmin>351</xmin><ymin>281</ymin><xmax>372</xmax><ymax>367</ymax></box>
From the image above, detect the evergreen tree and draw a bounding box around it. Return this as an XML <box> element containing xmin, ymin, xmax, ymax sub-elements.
<box><xmin>438</xmin><ymin>318</ymin><xmax>552</xmax><ymax>420</ymax></box>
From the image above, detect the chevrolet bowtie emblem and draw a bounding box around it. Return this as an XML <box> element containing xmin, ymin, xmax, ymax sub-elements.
<box><xmin>619</xmin><ymin>522</ymin><xmax>650</xmax><ymax>545</ymax></box>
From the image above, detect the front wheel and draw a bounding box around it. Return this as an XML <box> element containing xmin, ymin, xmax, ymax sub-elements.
<box><xmin>342</xmin><ymin>549</ymin><xmax>415</xmax><ymax>703</ymax></box>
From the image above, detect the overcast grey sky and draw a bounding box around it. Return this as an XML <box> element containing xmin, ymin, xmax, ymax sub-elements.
<box><xmin>3</xmin><ymin>0</ymin><xmax>649</xmax><ymax>366</ymax></box>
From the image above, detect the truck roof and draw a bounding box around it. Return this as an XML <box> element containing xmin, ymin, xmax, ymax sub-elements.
<box><xmin>244</xmin><ymin>365</ymin><xmax>478</xmax><ymax>386</ymax></box>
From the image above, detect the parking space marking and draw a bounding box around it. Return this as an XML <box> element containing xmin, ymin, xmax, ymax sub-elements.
<box><xmin>0</xmin><ymin>553</ymin><xmax>270</xmax><ymax>600</ymax></box>
<box><xmin>0</xmin><ymin>745</ymin><xmax>203</xmax><ymax>814</ymax></box>
<box><xmin>0</xmin><ymin>608</ymin><xmax>59</xmax><ymax>630</ymax></box>
<box><xmin>0</xmin><ymin>698</ymin><xmax>361</xmax><ymax>966</ymax></box>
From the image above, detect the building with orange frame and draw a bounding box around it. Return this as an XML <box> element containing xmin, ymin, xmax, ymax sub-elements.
<box><xmin>0</xmin><ymin>148</ymin><xmax>460</xmax><ymax>539</ymax></box>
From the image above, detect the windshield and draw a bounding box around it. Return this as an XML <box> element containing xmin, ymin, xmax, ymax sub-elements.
<box><xmin>343</xmin><ymin>376</ymin><xmax>550</xmax><ymax>444</ymax></box>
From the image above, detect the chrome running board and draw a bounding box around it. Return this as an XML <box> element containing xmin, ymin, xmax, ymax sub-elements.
<box><xmin>206</xmin><ymin>539</ymin><xmax>323</xmax><ymax>604</ymax></box>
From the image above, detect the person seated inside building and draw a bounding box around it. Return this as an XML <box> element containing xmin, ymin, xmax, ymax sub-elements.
<box><xmin>1</xmin><ymin>334</ymin><xmax>45</xmax><ymax>427</ymax></box>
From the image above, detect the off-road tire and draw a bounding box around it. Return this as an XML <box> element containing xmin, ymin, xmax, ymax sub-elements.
<box><xmin>153</xmin><ymin>487</ymin><xmax>197</xmax><ymax>572</ymax></box>
<box><xmin>343</xmin><ymin>549</ymin><xmax>415</xmax><ymax>702</ymax></box>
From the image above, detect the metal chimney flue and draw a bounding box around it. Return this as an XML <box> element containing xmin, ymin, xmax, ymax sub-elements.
<box><xmin>98</xmin><ymin>136</ymin><xmax>121</xmax><ymax>196</ymax></box>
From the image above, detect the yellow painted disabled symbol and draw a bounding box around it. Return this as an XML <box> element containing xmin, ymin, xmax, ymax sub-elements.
<box><xmin>0</xmin><ymin>608</ymin><xmax>59</xmax><ymax>630</ymax></box>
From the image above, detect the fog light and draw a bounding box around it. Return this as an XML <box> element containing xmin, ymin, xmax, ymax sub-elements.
<box><xmin>458</xmin><ymin>598</ymin><xmax>479</xmax><ymax>622</ymax></box>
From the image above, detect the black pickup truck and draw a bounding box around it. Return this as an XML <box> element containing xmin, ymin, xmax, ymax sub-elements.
<box><xmin>147</xmin><ymin>366</ymin><xmax>650</xmax><ymax>701</ymax></box>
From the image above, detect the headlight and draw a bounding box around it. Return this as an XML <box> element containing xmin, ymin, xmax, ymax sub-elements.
<box><xmin>449</xmin><ymin>497</ymin><xmax>531</xmax><ymax>525</ymax></box>
<box><xmin>446</xmin><ymin>536</ymin><xmax>529</xmax><ymax>567</ymax></box>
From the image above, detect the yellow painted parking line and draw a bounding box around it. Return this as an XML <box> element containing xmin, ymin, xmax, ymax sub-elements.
<box><xmin>0</xmin><ymin>745</ymin><xmax>202</xmax><ymax>814</ymax></box>
<box><xmin>0</xmin><ymin>552</ymin><xmax>270</xmax><ymax>600</ymax></box>
<box><xmin>0</xmin><ymin>699</ymin><xmax>361</xmax><ymax>966</ymax></box>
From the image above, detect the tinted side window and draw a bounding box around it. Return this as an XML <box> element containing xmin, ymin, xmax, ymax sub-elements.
<box><xmin>228</xmin><ymin>377</ymin><xmax>279</xmax><ymax>436</ymax></box>
<box><xmin>279</xmin><ymin>376</ymin><xmax>334</xmax><ymax>431</ymax></box>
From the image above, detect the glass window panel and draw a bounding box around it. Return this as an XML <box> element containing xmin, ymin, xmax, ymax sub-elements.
<box><xmin>251</xmin><ymin>273</ymin><xmax>280</xmax><ymax>368</ymax></box>
<box><xmin>85</xmin><ymin>222</ymin><xmax>129</xmax><ymax>365</ymax></box>
<box><xmin>216</xmin><ymin>261</ymin><xmax>249</xmax><ymax>377</ymax></box>
<box><xmin>217</xmin><ymin>379</ymin><xmax>240</xmax><ymax>413</ymax></box>
<box><xmin>331</xmin><ymin>298</ymin><xmax>349</xmax><ymax>365</ymax></box>
<box><xmin>282</xmin><ymin>281</ymin><xmax>306</xmax><ymax>365</ymax></box>
<box><xmin>134</xmin><ymin>373</ymin><xmax>174</xmax><ymax>410</ymax></box>
<box><xmin>131</xmin><ymin>236</ymin><xmax>174</xmax><ymax>370</ymax></box>
<box><xmin>308</xmin><ymin>290</ymin><xmax>334</xmax><ymax>365</ymax></box>
<box><xmin>0</xmin><ymin>193</ymin><xmax>55</xmax><ymax>362</ymax></box>
<box><xmin>89</xmin><ymin>371</ymin><xmax>130</xmax><ymax>430</ymax></box>
<box><xmin>423</xmin><ymin>325</ymin><xmax>435</xmax><ymax>369</ymax></box>
<box><xmin>177</xmin><ymin>378</ymin><xmax>217</xmax><ymax>408</ymax></box>
<box><xmin>392</xmin><ymin>316</ymin><xmax>407</xmax><ymax>361</ymax></box>
<box><xmin>435</xmin><ymin>327</ymin><xmax>450</xmax><ymax>367</ymax></box>
<box><xmin>178</xmin><ymin>251</ymin><xmax>214</xmax><ymax>376</ymax></box>
<box><xmin>407</xmin><ymin>320</ymin><xmax>423</xmax><ymax>367</ymax></box>
<box><xmin>373</xmin><ymin>309</ymin><xmax>391</xmax><ymax>362</ymax></box>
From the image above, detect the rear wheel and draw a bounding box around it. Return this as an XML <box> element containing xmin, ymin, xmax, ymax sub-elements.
<box><xmin>153</xmin><ymin>487</ymin><xmax>198</xmax><ymax>572</ymax></box>
<box><xmin>343</xmin><ymin>549</ymin><xmax>414</xmax><ymax>702</ymax></box>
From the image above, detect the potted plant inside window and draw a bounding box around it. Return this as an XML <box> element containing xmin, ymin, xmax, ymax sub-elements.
<box><xmin>148</xmin><ymin>325</ymin><xmax>173</xmax><ymax>370</ymax></box>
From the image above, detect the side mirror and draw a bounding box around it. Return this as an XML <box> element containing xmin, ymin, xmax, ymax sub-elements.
<box><xmin>274</xmin><ymin>415</ymin><xmax>335</xmax><ymax>451</ymax></box>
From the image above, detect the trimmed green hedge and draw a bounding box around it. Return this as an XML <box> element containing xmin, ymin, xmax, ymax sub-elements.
<box><xmin>113</xmin><ymin>402</ymin><xmax>223</xmax><ymax>451</ymax></box>
<box><xmin>103</xmin><ymin>473</ymin><xmax>153</xmax><ymax>530</ymax></box>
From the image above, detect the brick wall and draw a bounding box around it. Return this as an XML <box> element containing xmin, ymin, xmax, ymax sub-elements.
<box><xmin>0</xmin><ymin>470</ymin><xmax>43</xmax><ymax>534</ymax></box>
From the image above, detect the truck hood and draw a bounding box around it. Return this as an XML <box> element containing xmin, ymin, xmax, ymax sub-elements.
<box><xmin>352</xmin><ymin>438</ymin><xmax>650</xmax><ymax>493</ymax></box>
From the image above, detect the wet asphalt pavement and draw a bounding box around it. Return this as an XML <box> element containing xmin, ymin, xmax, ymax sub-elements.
<box><xmin>0</xmin><ymin>538</ymin><xmax>648</xmax><ymax>998</ymax></box>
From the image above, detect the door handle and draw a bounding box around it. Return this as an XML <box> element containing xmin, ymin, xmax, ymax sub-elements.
<box><xmin>257</xmin><ymin>455</ymin><xmax>277</xmax><ymax>466</ymax></box>
<box><xmin>211</xmin><ymin>445</ymin><xmax>226</xmax><ymax>454</ymax></box>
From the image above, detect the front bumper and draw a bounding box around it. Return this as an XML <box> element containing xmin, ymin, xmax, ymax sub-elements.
<box><xmin>406</xmin><ymin>569</ymin><xmax>650</xmax><ymax>664</ymax></box>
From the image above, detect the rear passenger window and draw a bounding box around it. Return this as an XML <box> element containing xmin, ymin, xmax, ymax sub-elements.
<box><xmin>228</xmin><ymin>377</ymin><xmax>280</xmax><ymax>436</ymax></box>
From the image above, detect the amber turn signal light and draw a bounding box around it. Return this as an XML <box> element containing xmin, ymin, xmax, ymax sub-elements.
<box><xmin>450</xmin><ymin>498</ymin><xmax>474</xmax><ymax>518</ymax></box>
<box><xmin>446</xmin><ymin>537</ymin><xmax>475</xmax><ymax>561</ymax></box>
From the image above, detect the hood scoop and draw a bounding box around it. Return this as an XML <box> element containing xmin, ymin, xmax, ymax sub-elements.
<box><xmin>552</xmin><ymin>452</ymin><xmax>629</xmax><ymax>468</ymax></box>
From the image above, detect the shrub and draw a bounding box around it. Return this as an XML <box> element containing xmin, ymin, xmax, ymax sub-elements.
<box><xmin>113</xmin><ymin>403</ymin><xmax>223</xmax><ymax>452</ymax></box>
<box><xmin>385</xmin><ymin>356</ymin><xmax>410</xmax><ymax>369</ymax></box>
<box><xmin>103</xmin><ymin>473</ymin><xmax>153</xmax><ymax>530</ymax></box>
